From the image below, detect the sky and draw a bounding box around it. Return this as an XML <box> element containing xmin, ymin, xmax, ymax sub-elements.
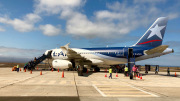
<box><xmin>0</xmin><ymin>0</ymin><xmax>180</xmax><ymax>66</ymax></box>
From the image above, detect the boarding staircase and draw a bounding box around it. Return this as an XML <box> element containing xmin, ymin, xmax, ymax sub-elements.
<box><xmin>25</xmin><ymin>51</ymin><xmax>52</xmax><ymax>70</ymax></box>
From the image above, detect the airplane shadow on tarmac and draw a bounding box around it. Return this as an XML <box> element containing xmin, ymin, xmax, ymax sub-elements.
<box><xmin>0</xmin><ymin>96</ymin><xmax>80</xmax><ymax>101</ymax></box>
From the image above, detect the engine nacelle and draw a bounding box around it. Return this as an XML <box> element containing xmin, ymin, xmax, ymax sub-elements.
<box><xmin>52</xmin><ymin>60</ymin><xmax>72</xmax><ymax>70</ymax></box>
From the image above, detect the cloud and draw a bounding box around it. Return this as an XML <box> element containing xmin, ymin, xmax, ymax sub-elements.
<box><xmin>0</xmin><ymin>0</ymin><xmax>179</xmax><ymax>39</ymax></box>
<box><xmin>34</xmin><ymin>0</ymin><xmax>83</xmax><ymax>14</ymax></box>
<box><xmin>59</xmin><ymin>0</ymin><xmax>180</xmax><ymax>39</ymax></box>
<box><xmin>0</xmin><ymin>13</ymin><xmax>41</xmax><ymax>32</ymax></box>
<box><xmin>0</xmin><ymin>26</ymin><xmax>5</xmax><ymax>32</ymax></box>
<box><xmin>133</xmin><ymin>0</ymin><xmax>166</xmax><ymax>4</ymax></box>
<box><xmin>88</xmin><ymin>35</ymin><xmax>139</xmax><ymax>47</ymax></box>
<box><xmin>0</xmin><ymin>46</ymin><xmax>45</xmax><ymax>59</ymax></box>
<box><xmin>39</xmin><ymin>24</ymin><xmax>61</xmax><ymax>36</ymax></box>
<box><xmin>64</xmin><ymin>12</ymin><xmax>125</xmax><ymax>38</ymax></box>
<box><xmin>25</xmin><ymin>13</ymin><xmax>41</xmax><ymax>23</ymax></box>
<box><xmin>0</xmin><ymin>56</ymin><xmax>31</xmax><ymax>63</ymax></box>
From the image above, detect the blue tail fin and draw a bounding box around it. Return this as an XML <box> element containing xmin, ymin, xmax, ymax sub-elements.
<box><xmin>134</xmin><ymin>17</ymin><xmax>168</xmax><ymax>47</ymax></box>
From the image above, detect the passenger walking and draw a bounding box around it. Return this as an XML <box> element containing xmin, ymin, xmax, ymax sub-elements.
<box><xmin>132</xmin><ymin>65</ymin><xmax>138</xmax><ymax>78</ymax></box>
<box><xmin>17</xmin><ymin>64</ymin><xmax>19</xmax><ymax>72</ymax></box>
<box><xmin>34</xmin><ymin>57</ymin><xmax>37</xmax><ymax>62</ymax></box>
<box><xmin>109</xmin><ymin>67</ymin><xmax>112</xmax><ymax>79</ymax></box>
<box><xmin>155</xmin><ymin>66</ymin><xmax>159</xmax><ymax>74</ymax></box>
<box><xmin>124</xmin><ymin>66</ymin><xmax>128</xmax><ymax>76</ymax></box>
<box><xmin>167</xmin><ymin>67</ymin><xmax>170</xmax><ymax>75</ymax></box>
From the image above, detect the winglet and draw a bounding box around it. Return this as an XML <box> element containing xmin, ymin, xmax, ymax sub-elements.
<box><xmin>61</xmin><ymin>43</ymin><xmax>70</xmax><ymax>50</ymax></box>
<box><xmin>64</xmin><ymin>43</ymin><xmax>70</xmax><ymax>49</ymax></box>
<box><xmin>60</xmin><ymin>43</ymin><xmax>70</xmax><ymax>54</ymax></box>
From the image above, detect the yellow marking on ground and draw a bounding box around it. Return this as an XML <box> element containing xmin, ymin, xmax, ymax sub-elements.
<box><xmin>71</xmin><ymin>81</ymin><xmax>75</xmax><ymax>85</ymax></box>
<box><xmin>36</xmin><ymin>80</ymin><xmax>46</xmax><ymax>84</ymax></box>
<box><xmin>103</xmin><ymin>91</ymin><xmax>143</xmax><ymax>94</ymax></box>
<box><xmin>106</xmin><ymin>95</ymin><xmax>154</xmax><ymax>97</ymax></box>
<box><xmin>47</xmin><ymin>80</ymin><xmax>56</xmax><ymax>84</ymax></box>
<box><xmin>59</xmin><ymin>80</ymin><xmax>66</xmax><ymax>84</ymax></box>
<box><xmin>80</xmin><ymin>81</ymin><xmax>89</xmax><ymax>85</ymax></box>
<box><xmin>101</xmin><ymin>81</ymin><xmax>109</xmax><ymax>84</ymax></box>
<box><xmin>98</xmin><ymin>88</ymin><xmax>136</xmax><ymax>90</ymax></box>
<box><xmin>24</xmin><ymin>80</ymin><xmax>35</xmax><ymax>84</ymax></box>
<box><xmin>97</xmin><ymin>85</ymin><xmax>129</xmax><ymax>88</ymax></box>
<box><xmin>91</xmin><ymin>81</ymin><xmax>98</xmax><ymax>84</ymax></box>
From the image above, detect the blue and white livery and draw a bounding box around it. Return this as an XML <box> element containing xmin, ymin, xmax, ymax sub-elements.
<box><xmin>44</xmin><ymin>17</ymin><xmax>174</xmax><ymax>70</ymax></box>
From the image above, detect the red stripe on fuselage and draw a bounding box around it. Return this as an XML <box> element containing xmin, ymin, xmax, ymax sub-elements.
<box><xmin>138</xmin><ymin>40</ymin><xmax>162</xmax><ymax>45</ymax></box>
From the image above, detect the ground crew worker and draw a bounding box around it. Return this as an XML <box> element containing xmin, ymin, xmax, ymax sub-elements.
<box><xmin>124</xmin><ymin>66</ymin><xmax>128</xmax><ymax>76</ymax></box>
<box><xmin>24</xmin><ymin>62</ymin><xmax>28</xmax><ymax>70</ymax></box>
<box><xmin>109</xmin><ymin>67</ymin><xmax>112</xmax><ymax>79</ymax></box>
<box><xmin>17</xmin><ymin>64</ymin><xmax>19</xmax><ymax>72</ymax></box>
<box><xmin>167</xmin><ymin>67</ymin><xmax>170</xmax><ymax>75</ymax></box>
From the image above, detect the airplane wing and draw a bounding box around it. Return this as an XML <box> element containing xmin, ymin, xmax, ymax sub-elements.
<box><xmin>144</xmin><ymin>45</ymin><xmax>169</xmax><ymax>55</ymax></box>
<box><xmin>60</xmin><ymin>43</ymin><xmax>92</xmax><ymax>63</ymax></box>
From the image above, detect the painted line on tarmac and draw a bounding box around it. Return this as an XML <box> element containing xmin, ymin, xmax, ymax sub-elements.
<box><xmin>92</xmin><ymin>84</ymin><xmax>106</xmax><ymax>97</ymax></box>
<box><xmin>128</xmin><ymin>85</ymin><xmax>159</xmax><ymax>97</ymax></box>
<box><xmin>0</xmin><ymin>71</ymin><xmax>49</xmax><ymax>90</ymax></box>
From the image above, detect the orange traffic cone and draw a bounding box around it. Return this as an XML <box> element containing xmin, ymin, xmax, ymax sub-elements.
<box><xmin>116</xmin><ymin>72</ymin><xmax>118</xmax><ymax>77</ymax></box>
<box><xmin>58</xmin><ymin>68</ymin><xmax>59</xmax><ymax>72</ymax></box>
<box><xmin>175</xmin><ymin>72</ymin><xmax>177</xmax><ymax>77</ymax></box>
<box><xmin>40</xmin><ymin>71</ymin><xmax>42</xmax><ymax>75</ymax></box>
<box><xmin>136</xmin><ymin>74</ymin><xmax>137</xmax><ymax>77</ymax></box>
<box><xmin>37</xmin><ymin>67</ymin><xmax>38</xmax><ymax>70</ymax></box>
<box><xmin>86</xmin><ymin>69</ymin><xmax>88</xmax><ymax>74</ymax></box>
<box><xmin>140</xmin><ymin>74</ymin><xmax>142</xmax><ymax>80</ymax></box>
<box><xmin>24</xmin><ymin>68</ymin><xmax>26</xmax><ymax>72</ymax></box>
<box><xmin>138</xmin><ymin>73</ymin><xmax>140</xmax><ymax>78</ymax></box>
<box><xmin>30</xmin><ymin>70</ymin><xmax>32</xmax><ymax>74</ymax></box>
<box><xmin>20</xmin><ymin>68</ymin><xmax>21</xmax><ymax>71</ymax></box>
<box><xmin>62</xmin><ymin>70</ymin><xmax>64</xmax><ymax>78</ymax></box>
<box><xmin>51</xmin><ymin>68</ymin><xmax>53</xmax><ymax>72</ymax></box>
<box><xmin>105</xmin><ymin>74</ymin><xmax>107</xmax><ymax>77</ymax></box>
<box><xmin>12</xmin><ymin>68</ymin><xmax>13</xmax><ymax>71</ymax></box>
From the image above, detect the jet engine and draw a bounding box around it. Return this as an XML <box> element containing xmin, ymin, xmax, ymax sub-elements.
<box><xmin>52</xmin><ymin>60</ymin><xmax>72</xmax><ymax>70</ymax></box>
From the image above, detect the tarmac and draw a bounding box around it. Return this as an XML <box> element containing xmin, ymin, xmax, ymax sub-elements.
<box><xmin>0</xmin><ymin>68</ymin><xmax>180</xmax><ymax>101</ymax></box>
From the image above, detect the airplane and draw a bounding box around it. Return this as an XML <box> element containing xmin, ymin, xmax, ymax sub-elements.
<box><xmin>26</xmin><ymin>17</ymin><xmax>174</xmax><ymax>77</ymax></box>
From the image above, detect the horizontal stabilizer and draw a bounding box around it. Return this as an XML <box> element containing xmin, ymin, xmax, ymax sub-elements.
<box><xmin>144</xmin><ymin>45</ymin><xmax>169</xmax><ymax>55</ymax></box>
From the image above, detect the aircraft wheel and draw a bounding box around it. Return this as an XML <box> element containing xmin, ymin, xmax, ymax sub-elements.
<box><xmin>83</xmin><ymin>67</ymin><xmax>87</xmax><ymax>73</ymax></box>
<box><xmin>94</xmin><ymin>67</ymin><xmax>100</xmax><ymax>72</ymax></box>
